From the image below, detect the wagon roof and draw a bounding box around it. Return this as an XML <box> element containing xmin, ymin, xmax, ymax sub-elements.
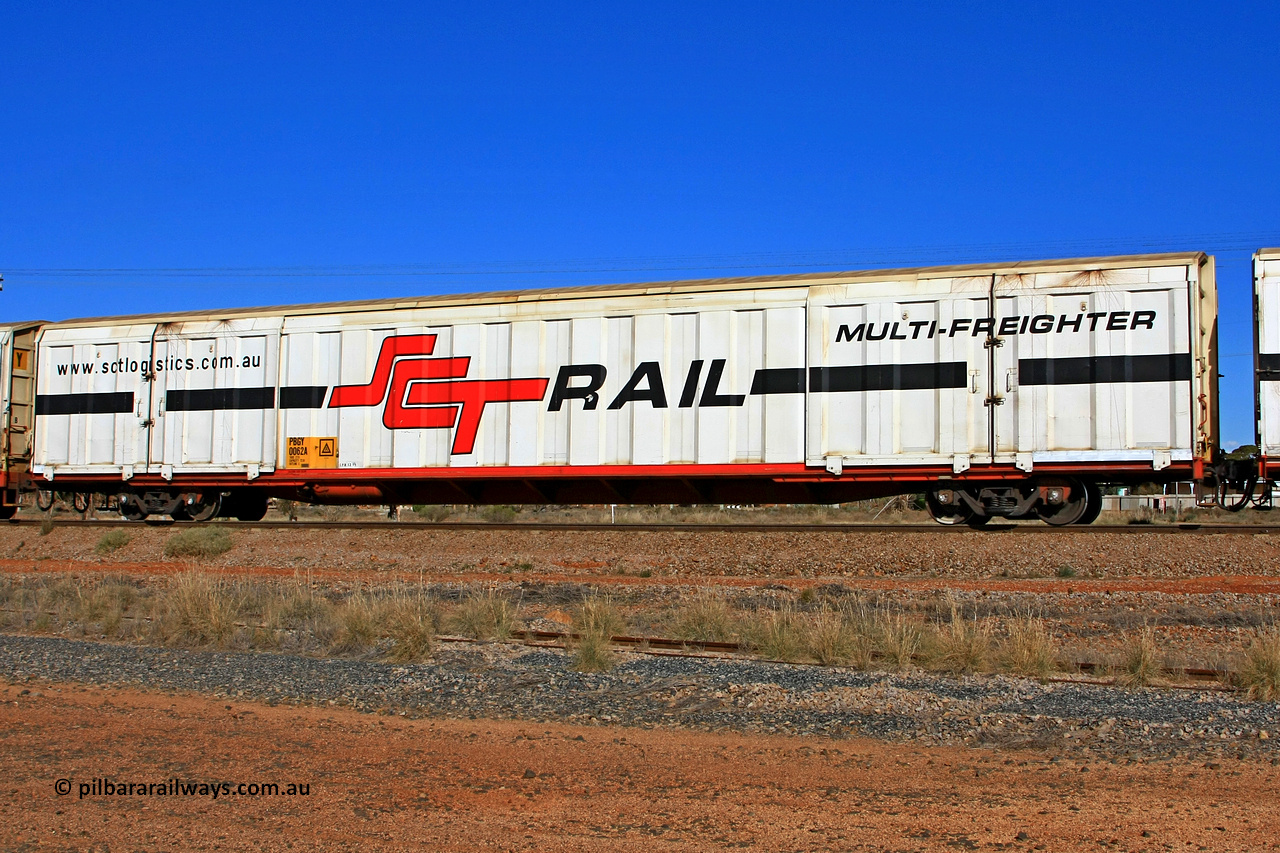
<box><xmin>38</xmin><ymin>251</ymin><xmax>1209</xmax><ymax>329</ymax></box>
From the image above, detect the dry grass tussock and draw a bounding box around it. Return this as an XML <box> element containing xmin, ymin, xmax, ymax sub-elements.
<box><xmin>323</xmin><ymin>586</ymin><xmax>439</xmax><ymax>661</ymax></box>
<box><xmin>0</xmin><ymin>571</ymin><xmax>440</xmax><ymax>662</ymax></box>
<box><xmin>668</xmin><ymin>591</ymin><xmax>739</xmax><ymax>643</ymax></box>
<box><xmin>924</xmin><ymin>607</ymin><xmax>992</xmax><ymax>675</ymax></box>
<box><xmin>1237</xmin><ymin>627</ymin><xmax>1280</xmax><ymax>701</ymax></box>
<box><xmin>161</xmin><ymin>571</ymin><xmax>250</xmax><ymax>647</ymax></box>
<box><xmin>5</xmin><ymin>574</ymin><xmax>147</xmax><ymax>639</ymax></box>
<box><xmin>743</xmin><ymin>606</ymin><xmax>805</xmax><ymax>662</ymax></box>
<box><xmin>1000</xmin><ymin>615</ymin><xmax>1058</xmax><ymax>678</ymax></box>
<box><xmin>570</xmin><ymin>595</ymin><xmax>626</xmax><ymax>672</ymax></box>
<box><xmin>876</xmin><ymin>611</ymin><xmax>923</xmax><ymax>672</ymax></box>
<box><xmin>802</xmin><ymin>604</ymin><xmax>875</xmax><ymax>667</ymax></box>
<box><xmin>1118</xmin><ymin>626</ymin><xmax>1163</xmax><ymax>687</ymax></box>
<box><xmin>451</xmin><ymin>589</ymin><xmax>518</xmax><ymax>641</ymax></box>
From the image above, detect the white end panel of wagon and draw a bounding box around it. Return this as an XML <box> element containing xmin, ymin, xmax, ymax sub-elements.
<box><xmin>32</xmin><ymin>324</ymin><xmax>153</xmax><ymax>478</ymax></box>
<box><xmin>805</xmin><ymin>258</ymin><xmax>1209</xmax><ymax>473</ymax></box>
<box><xmin>0</xmin><ymin>325</ymin><xmax>38</xmax><ymax>467</ymax></box>
<box><xmin>1255</xmin><ymin>249</ymin><xmax>1280</xmax><ymax>456</ymax></box>
<box><xmin>997</xmin><ymin>263</ymin><xmax>1198</xmax><ymax>468</ymax></box>
<box><xmin>152</xmin><ymin>318</ymin><xmax>282</xmax><ymax>475</ymax></box>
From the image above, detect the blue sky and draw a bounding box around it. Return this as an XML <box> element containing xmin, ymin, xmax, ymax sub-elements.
<box><xmin>2</xmin><ymin>1</ymin><xmax>1278</xmax><ymax>447</ymax></box>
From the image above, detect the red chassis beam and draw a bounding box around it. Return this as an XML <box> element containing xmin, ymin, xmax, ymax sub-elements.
<box><xmin>35</xmin><ymin>460</ymin><xmax>1198</xmax><ymax>506</ymax></box>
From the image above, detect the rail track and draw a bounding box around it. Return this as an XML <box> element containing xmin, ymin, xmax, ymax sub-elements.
<box><xmin>0</xmin><ymin>605</ymin><xmax>1232</xmax><ymax>689</ymax></box>
<box><xmin>510</xmin><ymin>629</ymin><xmax>1233</xmax><ymax>688</ymax></box>
<box><xmin>10</xmin><ymin>517</ymin><xmax>1280</xmax><ymax>534</ymax></box>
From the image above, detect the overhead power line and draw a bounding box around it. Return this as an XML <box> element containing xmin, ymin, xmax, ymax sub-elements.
<box><xmin>4</xmin><ymin>232</ymin><xmax>1278</xmax><ymax>283</ymax></box>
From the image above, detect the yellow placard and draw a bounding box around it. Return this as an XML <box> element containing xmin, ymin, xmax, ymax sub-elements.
<box><xmin>285</xmin><ymin>436</ymin><xmax>338</xmax><ymax>469</ymax></box>
<box><xmin>13</xmin><ymin>350</ymin><xmax>29</xmax><ymax>372</ymax></box>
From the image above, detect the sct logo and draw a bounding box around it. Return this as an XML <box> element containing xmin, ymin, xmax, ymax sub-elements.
<box><xmin>328</xmin><ymin>334</ymin><xmax>549</xmax><ymax>454</ymax></box>
<box><xmin>327</xmin><ymin>334</ymin><xmax>768</xmax><ymax>455</ymax></box>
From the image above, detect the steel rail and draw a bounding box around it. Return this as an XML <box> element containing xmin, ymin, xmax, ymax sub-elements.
<box><xmin>9</xmin><ymin>517</ymin><xmax>1280</xmax><ymax>534</ymax></box>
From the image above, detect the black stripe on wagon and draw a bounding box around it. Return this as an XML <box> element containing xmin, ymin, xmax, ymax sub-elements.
<box><xmin>35</xmin><ymin>392</ymin><xmax>134</xmax><ymax>416</ymax></box>
<box><xmin>749</xmin><ymin>367</ymin><xmax>806</xmax><ymax>394</ymax></box>
<box><xmin>166</xmin><ymin>387</ymin><xmax>276</xmax><ymax>411</ymax></box>
<box><xmin>279</xmin><ymin>386</ymin><xmax>330</xmax><ymax>408</ymax></box>
<box><xmin>1018</xmin><ymin>354</ymin><xmax>1192</xmax><ymax>386</ymax></box>
<box><xmin>1258</xmin><ymin>353</ymin><xmax>1280</xmax><ymax>380</ymax></box>
<box><xmin>809</xmin><ymin>362</ymin><xmax>967</xmax><ymax>392</ymax></box>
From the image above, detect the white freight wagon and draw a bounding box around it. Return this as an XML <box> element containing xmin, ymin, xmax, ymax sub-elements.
<box><xmin>26</xmin><ymin>252</ymin><xmax>1218</xmax><ymax>524</ymax></box>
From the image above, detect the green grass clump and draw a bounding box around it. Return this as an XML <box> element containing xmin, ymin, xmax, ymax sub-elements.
<box><xmin>480</xmin><ymin>505</ymin><xmax>518</xmax><ymax>523</ymax></box>
<box><xmin>571</xmin><ymin>631</ymin><xmax>614</xmax><ymax>673</ymax></box>
<box><xmin>412</xmin><ymin>505</ymin><xmax>451</xmax><ymax>522</ymax></box>
<box><xmin>164</xmin><ymin>527</ymin><xmax>233</xmax><ymax>559</ymax></box>
<box><xmin>94</xmin><ymin>530</ymin><xmax>132</xmax><ymax>555</ymax></box>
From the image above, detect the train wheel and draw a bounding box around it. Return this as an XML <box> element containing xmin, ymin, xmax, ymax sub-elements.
<box><xmin>1038</xmin><ymin>479</ymin><xmax>1091</xmax><ymax>526</ymax></box>
<box><xmin>926</xmin><ymin>490</ymin><xmax>973</xmax><ymax>525</ymax></box>
<box><xmin>36</xmin><ymin>489</ymin><xmax>55</xmax><ymax>512</ymax></box>
<box><xmin>118</xmin><ymin>495</ymin><xmax>148</xmax><ymax>522</ymax></box>
<box><xmin>73</xmin><ymin>493</ymin><xmax>90</xmax><ymax>513</ymax></box>
<box><xmin>232</xmin><ymin>492</ymin><xmax>268</xmax><ymax>522</ymax></box>
<box><xmin>1078</xmin><ymin>482</ymin><xmax>1103</xmax><ymax>525</ymax></box>
<box><xmin>187</xmin><ymin>494</ymin><xmax>222</xmax><ymax>522</ymax></box>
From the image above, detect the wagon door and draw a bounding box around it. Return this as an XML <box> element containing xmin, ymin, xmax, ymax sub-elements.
<box><xmin>805</xmin><ymin>277</ymin><xmax>994</xmax><ymax>472</ymax></box>
<box><xmin>150</xmin><ymin>319</ymin><xmax>282</xmax><ymax>478</ymax></box>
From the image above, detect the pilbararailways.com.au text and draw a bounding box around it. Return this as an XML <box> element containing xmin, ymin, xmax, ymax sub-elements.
<box><xmin>55</xmin><ymin>777</ymin><xmax>310</xmax><ymax>800</ymax></box>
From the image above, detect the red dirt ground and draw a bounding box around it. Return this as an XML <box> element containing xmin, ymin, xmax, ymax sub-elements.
<box><xmin>2</xmin><ymin>679</ymin><xmax>1277</xmax><ymax>852</ymax></box>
